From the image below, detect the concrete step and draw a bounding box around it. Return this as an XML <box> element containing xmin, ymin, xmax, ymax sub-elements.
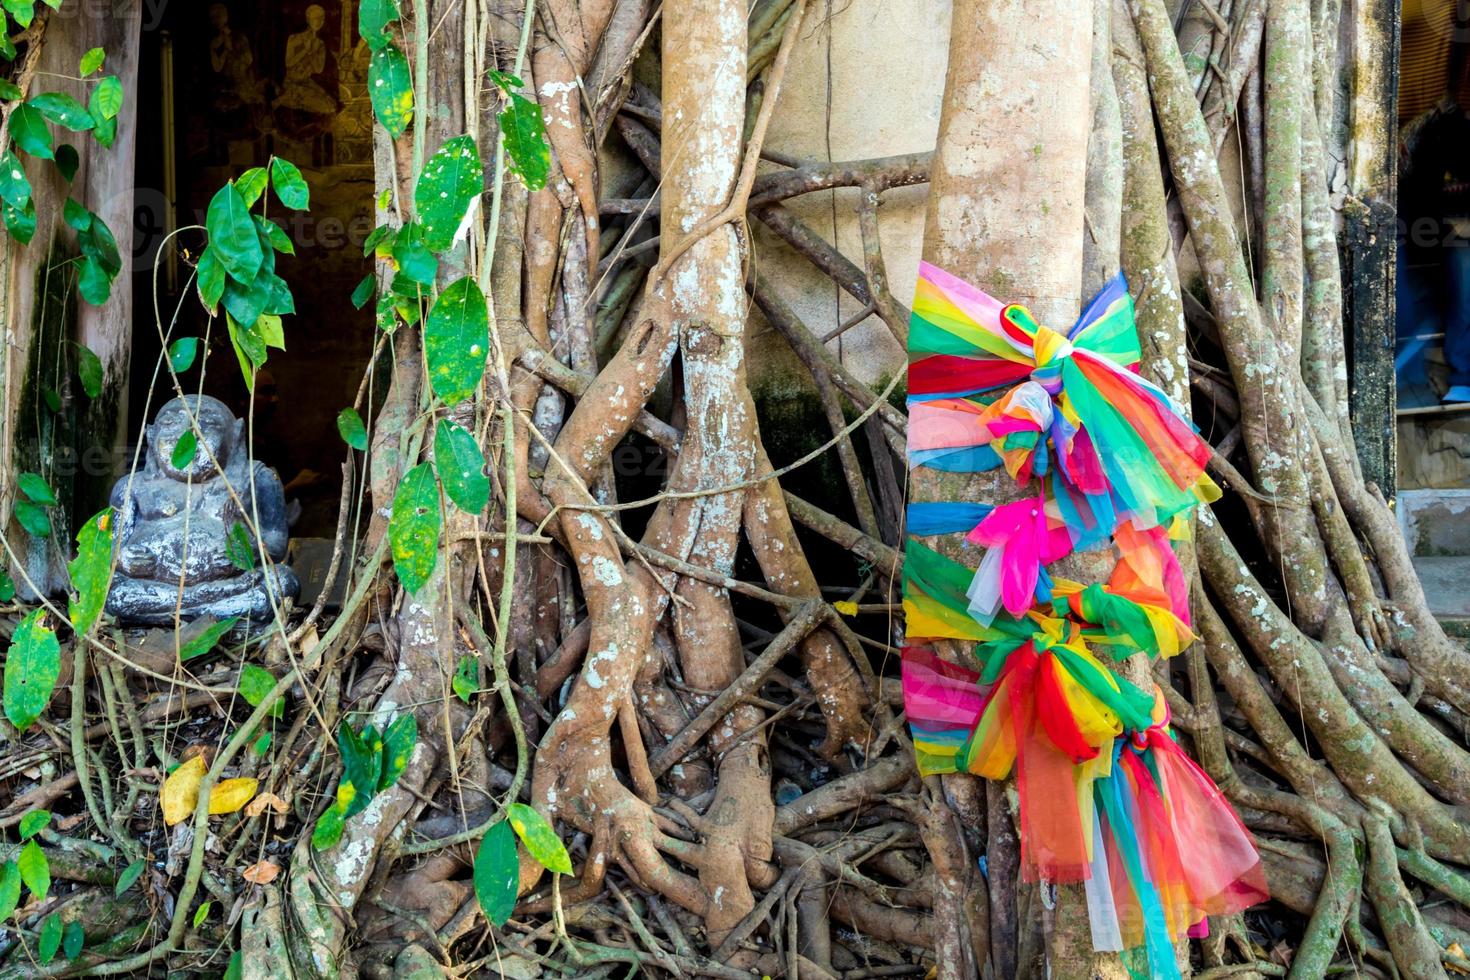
<box><xmin>1411</xmin><ymin>556</ymin><xmax>1470</xmax><ymax>620</ymax></box>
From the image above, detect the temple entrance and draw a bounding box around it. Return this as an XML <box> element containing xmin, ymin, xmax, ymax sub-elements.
<box><xmin>126</xmin><ymin>0</ymin><xmax>378</xmax><ymax>540</ymax></box>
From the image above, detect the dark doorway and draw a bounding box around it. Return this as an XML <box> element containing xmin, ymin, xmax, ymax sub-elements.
<box><xmin>129</xmin><ymin>0</ymin><xmax>378</xmax><ymax>537</ymax></box>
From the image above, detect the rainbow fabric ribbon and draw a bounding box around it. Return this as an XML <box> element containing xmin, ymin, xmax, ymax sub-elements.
<box><xmin>900</xmin><ymin>262</ymin><xmax>1265</xmax><ymax>971</ymax></box>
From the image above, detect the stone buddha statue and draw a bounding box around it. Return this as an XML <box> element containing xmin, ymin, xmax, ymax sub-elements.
<box><xmin>106</xmin><ymin>395</ymin><xmax>300</xmax><ymax>626</ymax></box>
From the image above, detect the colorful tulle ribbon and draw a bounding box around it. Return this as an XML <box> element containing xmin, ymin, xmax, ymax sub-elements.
<box><xmin>899</xmin><ymin>262</ymin><xmax>1265</xmax><ymax>972</ymax></box>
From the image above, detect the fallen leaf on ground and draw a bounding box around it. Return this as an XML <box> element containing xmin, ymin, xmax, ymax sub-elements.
<box><xmin>207</xmin><ymin>778</ymin><xmax>258</xmax><ymax>816</ymax></box>
<box><xmin>241</xmin><ymin>860</ymin><xmax>279</xmax><ymax>885</ymax></box>
<box><xmin>244</xmin><ymin>792</ymin><xmax>289</xmax><ymax>817</ymax></box>
<box><xmin>161</xmin><ymin>756</ymin><xmax>207</xmax><ymax>825</ymax></box>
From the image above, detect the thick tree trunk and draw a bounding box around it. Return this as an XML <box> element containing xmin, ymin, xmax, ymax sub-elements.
<box><xmin>915</xmin><ymin>1</ymin><xmax>1106</xmax><ymax>976</ymax></box>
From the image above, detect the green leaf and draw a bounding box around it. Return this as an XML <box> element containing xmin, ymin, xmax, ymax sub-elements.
<box><xmin>236</xmin><ymin>167</ymin><xmax>268</xmax><ymax>206</ymax></box>
<box><xmin>337</xmin><ymin>721</ymin><xmax>381</xmax><ymax>819</ymax></box>
<box><xmin>360</xmin><ymin>0</ymin><xmax>400</xmax><ymax>51</ymax></box>
<box><xmin>226</xmin><ymin>520</ymin><xmax>256</xmax><ymax>571</ymax></box>
<box><xmin>0</xmin><ymin>862</ymin><xmax>18</xmax><ymax>921</ymax></box>
<box><xmin>255</xmin><ymin>215</ymin><xmax>294</xmax><ymax>255</ymax></box>
<box><xmin>222</xmin><ymin>275</ymin><xmax>271</xmax><ymax>332</ymax></box>
<box><xmin>80</xmin><ymin>47</ymin><xmax>105</xmax><ymax>76</ymax></box>
<box><xmin>0</xmin><ymin>150</ymin><xmax>30</xmax><ymax>208</ymax></box>
<box><xmin>239</xmin><ymin>664</ymin><xmax>284</xmax><ymax>719</ymax></box>
<box><xmin>0</xmin><ymin>570</ymin><xmax>14</xmax><ymax>602</ymax></box>
<box><xmin>252</xmin><ymin>731</ymin><xmax>271</xmax><ymax>755</ymax></box>
<box><xmin>17</xmin><ymin>472</ymin><xmax>55</xmax><ymax>504</ymax></box>
<box><xmin>269</xmin><ymin>157</ymin><xmax>309</xmax><ymax>210</ymax></box>
<box><xmin>368</xmin><ymin>43</ymin><xmax>413</xmax><ymax>139</ymax></box>
<box><xmin>91</xmin><ymin>112</ymin><xmax>116</xmax><ymax>149</ymax></box>
<box><xmin>497</xmin><ymin>90</ymin><xmax>550</xmax><ymax>191</ymax></box>
<box><xmin>63</xmin><ymin>197</ymin><xmax>90</xmax><ymax>230</ymax></box>
<box><xmin>79</xmin><ymin>215</ymin><xmax>121</xmax><ymax>275</ymax></box>
<box><xmin>192</xmin><ymin>901</ymin><xmax>210</xmax><ymax>928</ymax></box>
<box><xmin>18</xmin><ymin>809</ymin><xmax>49</xmax><ymax>841</ymax></box>
<box><xmin>0</xmin><ymin>79</ymin><xmax>21</xmax><ymax>99</ymax></box>
<box><xmin>506</xmin><ymin>802</ymin><xmax>572</xmax><ymax>874</ymax></box>
<box><xmin>424</xmin><ymin>277</ymin><xmax>488</xmax><ymax>406</ymax></box>
<box><xmin>75</xmin><ymin>342</ymin><xmax>103</xmax><ymax>396</ymax></box>
<box><xmin>389</xmin><ymin>463</ymin><xmax>441</xmax><ymax>595</ymax></box>
<box><xmin>451</xmin><ymin>654</ymin><xmax>477</xmax><ymax>703</ymax></box>
<box><xmin>28</xmin><ymin>92</ymin><xmax>93</xmax><ymax>131</ymax></box>
<box><xmin>169</xmin><ymin>337</ymin><xmax>199</xmax><ymax>372</ymax></box>
<box><xmin>391</xmin><ymin>222</ymin><xmax>437</xmax><ymax>284</ymax></box>
<box><xmin>90</xmin><ymin>75</ymin><xmax>122</xmax><ymax>121</ymax></box>
<box><xmin>77</xmin><ymin>254</ymin><xmax>111</xmax><ymax>305</ymax></box>
<box><xmin>17</xmin><ymin>839</ymin><xmax>49</xmax><ymax>900</ymax></box>
<box><xmin>3</xmin><ymin>610</ymin><xmax>59</xmax><ymax>730</ymax></box>
<box><xmin>375</xmin><ymin>294</ymin><xmax>399</xmax><ymax>333</ymax></box>
<box><xmin>37</xmin><ymin>911</ymin><xmax>60</xmax><ymax>963</ymax></box>
<box><xmin>225</xmin><ymin>314</ymin><xmax>264</xmax><ymax>389</ymax></box>
<box><xmin>62</xmin><ymin>918</ymin><xmax>83</xmax><ymax>960</ymax></box>
<box><xmin>434</xmin><ymin>419</ymin><xmax>489</xmax><ymax>514</ymax></box>
<box><xmin>351</xmin><ymin>273</ymin><xmax>374</xmax><ymax>310</ymax></box>
<box><xmin>67</xmin><ymin>508</ymin><xmax>113</xmax><ymax>636</ymax></box>
<box><xmin>179</xmin><ymin>617</ymin><xmax>239</xmax><ymax>661</ymax></box>
<box><xmin>362</xmin><ymin>223</ymin><xmax>392</xmax><ymax>256</ymax></box>
<box><xmin>3</xmin><ymin>0</ymin><xmax>34</xmax><ymax>29</ymax></box>
<box><xmin>337</xmin><ymin>407</ymin><xmax>369</xmax><ymax>450</ymax></box>
<box><xmin>379</xmin><ymin>713</ymin><xmax>416</xmax><ymax>791</ymax></box>
<box><xmin>14</xmin><ymin>500</ymin><xmax>50</xmax><ymax>537</ymax></box>
<box><xmin>196</xmin><ymin>248</ymin><xmax>225</xmax><ymax>313</ymax></box>
<box><xmin>224</xmin><ymin>951</ymin><xmax>243</xmax><ymax>980</ymax></box>
<box><xmin>4</xmin><ymin>197</ymin><xmax>36</xmax><ymax>244</ymax></box>
<box><xmin>257</xmin><ymin>312</ymin><xmax>288</xmax><ymax>347</ymax></box>
<box><xmin>114</xmin><ymin>858</ymin><xmax>145</xmax><ymax>896</ymax></box>
<box><xmin>0</xmin><ymin>32</ymin><xmax>15</xmax><ymax>61</ymax></box>
<box><xmin>10</xmin><ymin>103</ymin><xmax>52</xmax><ymax>159</ymax></box>
<box><xmin>311</xmin><ymin>802</ymin><xmax>345</xmax><ymax>850</ymax></box>
<box><xmin>206</xmin><ymin>182</ymin><xmax>264</xmax><ymax>283</ymax></box>
<box><xmin>415</xmin><ymin>134</ymin><xmax>482</xmax><ymax>252</ymax></box>
<box><xmin>171</xmin><ymin>428</ymin><xmax>198</xmax><ymax>471</ymax></box>
<box><xmin>53</xmin><ymin>143</ymin><xmax>78</xmax><ymax>182</ymax></box>
<box><xmin>473</xmin><ymin>819</ymin><xmax>518</xmax><ymax>926</ymax></box>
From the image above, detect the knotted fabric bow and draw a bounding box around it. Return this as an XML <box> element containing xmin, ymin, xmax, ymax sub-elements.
<box><xmin>899</xmin><ymin>263</ymin><xmax>1264</xmax><ymax>968</ymax></box>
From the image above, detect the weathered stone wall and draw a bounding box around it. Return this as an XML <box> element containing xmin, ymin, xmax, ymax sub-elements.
<box><xmin>749</xmin><ymin>0</ymin><xmax>951</xmax><ymax>388</ymax></box>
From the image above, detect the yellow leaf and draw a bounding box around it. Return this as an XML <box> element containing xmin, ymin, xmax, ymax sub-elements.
<box><xmin>161</xmin><ymin>756</ymin><xmax>207</xmax><ymax>826</ymax></box>
<box><xmin>208</xmin><ymin>778</ymin><xmax>259</xmax><ymax>816</ymax></box>
<box><xmin>833</xmin><ymin>601</ymin><xmax>858</xmax><ymax>616</ymax></box>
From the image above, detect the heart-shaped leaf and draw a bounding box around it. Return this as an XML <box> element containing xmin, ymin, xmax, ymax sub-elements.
<box><xmin>389</xmin><ymin>463</ymin><xmax>441</xmax><ymax>594</ymax></box>
<box><xmin>206</xmin><ymin>182</ymin><xmax>263</xmax><ymax>283</ymax></box>
<box><xmin>269</xmin><ymin>157</ymin><xmax>309</xmax><ymax>210</ymax></box>
<box><xmin>3</xmin><ymin>611</ymin><xmax>59</xmax><ymax>731</ymax></box>
<box><xmin>337</xmin><ymin>407</ymin><xmax>369</xmax><ymax>450</ymax></box>
<box><xmin>433</xmin><ymin>419</ymin><xmax>489</xmax><ymax>513</ymax></box>
<box><xmin>368</xmin><ymin>44</ymin><xmax>413</xmax><ymax>139</ymax></box>
<box><xmin>169</xmin><ymin>337</ymin><xmax>199</xmax><ymax>372</ymax></box>
<box><xmin>415</xmin><ymin>135</ymin><xmax>482</xmax><ymax>252</ymax></box>
<box><xmin>424</xmin><ymin>277</ymin><xmax>488</xmax><ymax>406</ymax></box>
<box><xmin>473</xmin><ymin>819</ymin><xmax>518</xmax><ymax>925</ymax></box>
<box><xmin>506</xmin><ymin>802</ymin><xmax>572</xmax><ymax>874</ymax></box>
<box><xmin>67</xmin><ymin>508</ymin><xmax>114</xmax><ymax>637</ymax></box>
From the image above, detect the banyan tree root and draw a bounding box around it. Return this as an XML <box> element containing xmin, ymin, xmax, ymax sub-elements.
<box><xmin>9</xmin><ymin>0</ymin><xmax>1470</xmax><ymax>976</ymax></box>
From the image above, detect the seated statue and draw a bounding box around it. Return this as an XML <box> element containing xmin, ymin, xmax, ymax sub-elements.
<box><xmin>105</xmin><ymin>395</ymin><xmax>300</xmax><ymax>626</ymax></box>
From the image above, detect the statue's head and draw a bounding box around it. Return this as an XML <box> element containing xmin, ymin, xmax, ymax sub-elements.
<box><xmin>149</xmin><ymin>395</ymin><xmax>241</xmax><ymax>481</ymax></box>
<box><xmin>209</xmin><ymin>3</ymin><xmax>229</xmax><ymax>29</ymax></box>
<box><xmin>305</xmin><ymin>4</ymin><xmax>325</xmax><ymax>30</ymax></box>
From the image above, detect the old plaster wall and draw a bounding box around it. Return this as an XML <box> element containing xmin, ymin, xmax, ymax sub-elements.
<box><xmin>747</xmin><ymin>0</ymin><xmax>951</xmax><ymax>390</ymax></box>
